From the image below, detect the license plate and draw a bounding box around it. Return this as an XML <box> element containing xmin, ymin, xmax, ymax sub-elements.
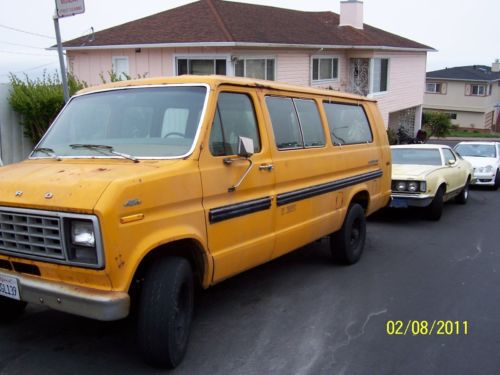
<box><xmin>390</xmin><ymin>198</ymin><xmax>408</xmax><ymax>208</ymax></box>
<box><xmin>0</xmin><ymin>274</ymin><xmax>20</xmax><ymax>300</ymax></box>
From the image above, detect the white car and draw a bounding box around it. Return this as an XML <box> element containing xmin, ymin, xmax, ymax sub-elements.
<box><xmin>454</xmin><ymin>142</ymin><xmax>500</xmax><ymax>190</ymax></box>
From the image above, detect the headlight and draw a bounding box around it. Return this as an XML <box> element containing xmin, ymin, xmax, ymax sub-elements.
<box><xmin>408</xmin><ymin>182</ymin><xmax>418</xmax><ymax>193</ymax></box>
<box><xmin>71</xmin><ymin>221</ymin><xmax>95</xmax><ymax>247</ymax></box>
<box><xmin>485</xmin><ymin>165</ymin><xmax>493</xmax><ymax>173</ymax></box>
<box><xmin>66</xmin><ymin>219</ymin><xmax>99</xmax><ymax>265</ymax></box>
<box><xmin>396</xmin><ymin>181</ymin><xmax>407</xmax><ymax>191</ymax></box>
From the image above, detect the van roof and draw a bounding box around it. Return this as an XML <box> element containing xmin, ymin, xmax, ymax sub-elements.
<box><xmin>76</xmin><ymin>75</ymin><xmax>375</xmax><ymax>102</ymax></box>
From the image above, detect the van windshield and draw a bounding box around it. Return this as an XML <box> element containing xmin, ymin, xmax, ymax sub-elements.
<box><xmin>34</xmin><ymin>86</ymin><xmax>207</xmax><ymax>159</ymax></box>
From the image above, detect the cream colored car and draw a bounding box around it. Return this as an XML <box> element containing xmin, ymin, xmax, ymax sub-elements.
<box><xmin>390</xmin><ymin>144</ymin><xmax>473</xmax><ymax>220</ymax></box>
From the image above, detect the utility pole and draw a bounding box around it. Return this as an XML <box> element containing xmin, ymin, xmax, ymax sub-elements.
<box><xmin>53</xmin><ymin>0</ymin><xmax>85</xmax><ymax>103</ymax></box>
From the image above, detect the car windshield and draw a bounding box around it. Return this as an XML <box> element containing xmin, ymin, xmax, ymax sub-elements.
<box><xmin>455</xmin><ymin>144</ymin><xmax>497</xmax><ymax>158</ymax></box>
<box><xmin>391</xmin><ymin>148</ymin><xmax>442</xmax><ymax>166</ymax></box>
<box><xmin>33</xmin><ymin>85</ymin><xmax>207</xmax><ymax>159</ymax></box>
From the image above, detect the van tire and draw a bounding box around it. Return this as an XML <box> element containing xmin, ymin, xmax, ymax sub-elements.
<box><xmin>0</xmin><ymin>296</ymin><xmax>26</xmax><ymax>321</ymax></box>
<box><xmin>426</xmin><ymin>186</ymin><xmax>444</xmax><ymax>221</ymax></box>
<box><xmin>330</xmin><ymin>203</ymin><xmax>366</xmax><ymax>265</ymax></box>
<box><xmin>137</xmin><ymin>256</ymin><xmax>194</xmax><ymax>368</ymax></box>
<box><xmin>455</xmin><ymin>178</ymin><xmax>469</xmax><ymax>204</ymax></box>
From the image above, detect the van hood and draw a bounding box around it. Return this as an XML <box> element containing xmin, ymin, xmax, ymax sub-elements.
<box><xmin>392</xmin><ymin>164</ymin><xmax>442</xmax><ymax>179</ymax></box>
<box><xmin>0</xmin><ymin>159</ymin><xmax>166</xmax><ymax>212</ymax></box>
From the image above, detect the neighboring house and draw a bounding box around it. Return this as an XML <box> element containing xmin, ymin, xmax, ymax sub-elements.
<box><xmin>60</xmin><ymin>0</ymin><xmax>433</xmax><ymax>133</ymax></box>
<box><xmin>424</xmin><ymin>61</ymin><xmax>500</xmax><ymax>132</ymax></box>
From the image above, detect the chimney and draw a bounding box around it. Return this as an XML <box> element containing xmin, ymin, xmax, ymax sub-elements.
<box><xmin>339</xmin><ymin>0</ymin><xmax>364</xmax><ymax>30</ymax></box>
<box><xmin>492</xmin><ymin>59</ymin><xmax>500</xmax><ymax>73</ymax></box>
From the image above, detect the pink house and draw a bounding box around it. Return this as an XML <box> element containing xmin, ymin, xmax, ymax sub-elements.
<box><xmin>61</xmin><ymin>0</ymin><xmax>434</xmax><ymax>133</ymax></box>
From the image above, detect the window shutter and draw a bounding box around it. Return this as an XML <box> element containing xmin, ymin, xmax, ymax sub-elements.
<box><xmin>440</xmin><ymin>83</ymin><xmax>447</xmax><ymax>94</ymax></box>
<box><xmin>465</xmin><ymin>84</ymin><xmax>471</xmax><ymax>96</ymax></box>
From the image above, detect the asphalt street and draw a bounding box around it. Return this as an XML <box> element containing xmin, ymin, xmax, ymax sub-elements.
<box><xmin>1</xmin><ymin>186</ymin><xmax>499</xmax><ymax>374</ymax></box>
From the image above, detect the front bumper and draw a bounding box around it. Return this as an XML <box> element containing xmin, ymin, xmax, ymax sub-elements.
<box><xmin>390</xmin><ymin>193</ymin><xmax>434</xmax><ymax>208</ymax></box>
<box><xmin>0</xmin><ymin>270</ymin><xmax>130</xmax><ymax>321</ymax></box>
<box><xmin>471</xmin><ymin>172</ymin><xmax>495</xmax><ymax>186</ymax></box>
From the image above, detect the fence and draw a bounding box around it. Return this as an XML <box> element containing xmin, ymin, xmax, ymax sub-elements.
<box><xmin>0</xmin><ymin>84</ymin><xmax>33</xmax><ymax>165</ymax></box>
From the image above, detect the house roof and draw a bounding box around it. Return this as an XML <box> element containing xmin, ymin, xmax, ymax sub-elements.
<box><xmin>61</xmin><ymin>0</ymin><xmax>433</xmax><ymax>51</ymax></box>
<box><xmin>427</xmin><ymin>65</ymin><xmax>500</xmax><ymax>82</ymax></box>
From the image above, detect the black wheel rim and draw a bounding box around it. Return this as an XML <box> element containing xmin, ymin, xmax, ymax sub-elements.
<box><xmin>350</xmin><ymin>218</ymin><xmax>362</xmax><ymax>249</ymax></box>
<box><xmin>174</xmin><ymin>281</ymin><xmax>190</xmax><ymax>347</ymax></box>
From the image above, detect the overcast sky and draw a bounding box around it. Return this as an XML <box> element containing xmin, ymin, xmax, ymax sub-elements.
<box><xmin>0</xmin><ymin>0</ymin><xmax>498</xmax><ymax>83</ymax></box>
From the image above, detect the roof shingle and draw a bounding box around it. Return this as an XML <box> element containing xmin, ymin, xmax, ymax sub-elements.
<box><xmin>427</xmin><ymin>65</ymin><xmax>500</xmax><ymax>82</ymax></box>
<box><xmin>62</xmin><ymin>0</ymin><xmax>432</xmax><ymax>50</ymax></box>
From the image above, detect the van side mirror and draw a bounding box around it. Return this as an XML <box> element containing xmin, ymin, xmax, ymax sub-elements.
<box><xmin>237</xmin><ymin>136</ymin><xmax>254</xmax><ymax>158</ymax></box>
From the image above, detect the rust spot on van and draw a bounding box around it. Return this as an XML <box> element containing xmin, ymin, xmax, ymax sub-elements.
<box><xmin>115</xmin><ymin>254</ymin><xmax>125</xmax><ymax>269</ymax></box>
<box><xmin>95</xmin><ymin>168</ymin><xmax>110</xmax><ymax>172</ymax></box>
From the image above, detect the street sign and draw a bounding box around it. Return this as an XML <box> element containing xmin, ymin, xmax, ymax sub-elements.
<box><xmin>55</xmin><ymin>0</ymin><xmax>85</xmax><ymax>18</ymax></box>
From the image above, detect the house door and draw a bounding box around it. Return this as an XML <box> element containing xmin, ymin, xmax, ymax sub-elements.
<box><xmin>349</xmin><ymin>58</ymin><xmax>370</xmax><ymax>96</ymax></box>
<box><xmin>199</xmin><ymin>88</ymin><xmax>276</xmax><ymax>283</ymax></box>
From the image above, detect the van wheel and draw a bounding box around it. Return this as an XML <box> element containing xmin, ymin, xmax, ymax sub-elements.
<box><xmin>330</xmin><ymin>203</ymin><xmax>366</xmax><ymax>265</ymax></box>
<box><xmin>455</xmin><ymin>178</ymin><xmax>469</xmax><ymax>204</ymax></box>
<box><xmin>426</xmin><ymin>186</ymin><xmax>444</xmax><ymax>221</ymax></box>
<box><xmin>137</xmin><ymin>257</ymin><xmax>194</xmax><ymax>368</ymax></box>
<box><xmin>0</xmin><ymin>296</ymin><xmax>26</xmax><ymax>321</ymax></box>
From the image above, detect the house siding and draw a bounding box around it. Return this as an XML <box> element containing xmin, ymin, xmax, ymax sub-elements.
<box><xmin>67</xmin><ymin>48</ymin><xmax>427</xmax><ymax>130</ymax></box>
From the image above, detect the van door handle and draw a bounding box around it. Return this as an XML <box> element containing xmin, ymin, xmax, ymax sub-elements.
<box><xmin>259</xmin><ymin>163</ymin><xmax>274</xmax><ymax>171</ymax></box>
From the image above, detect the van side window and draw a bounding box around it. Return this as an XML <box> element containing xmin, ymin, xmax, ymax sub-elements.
<box><xmin>294</xmin><ymin>99</ymin><xmax>325</xmax><ymax>147</ymax></box>
<box><xmin>266</xmin><ymin>96</ymin><xmax>303</xmax><ymax>149</ymax></box>
<box><xmin>323</xmin><ymin>102</ymin><xmax>373</xmax><ymax>145</ymax></box>
<box><xmin>209</xmin><ymin>92</ymin><xmax>261</xmax><ymax>156</ymax></box>
<box><xmin>266</xmin><ymin>96</ymin><xmax>325</xmax><ymax>150</ymax></box>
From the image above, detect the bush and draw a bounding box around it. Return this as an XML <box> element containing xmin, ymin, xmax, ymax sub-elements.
<box><xmin>386</xmin><ymin>128</ymin><xmax>397</xmax><ymax>145</ymax></box>
<box><xmin>8</xmin><ymin>71</ymin><xmax>86</xmax><ymax>144</ymax></box>
<box><xmin>422</xmin><ymin>111</ymin><xmax>452</xmax><ymax>138</ymax></box>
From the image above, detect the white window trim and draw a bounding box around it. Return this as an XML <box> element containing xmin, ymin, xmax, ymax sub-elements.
<box><xmin>111</xmin><ymin>56</ymin><xmax>130</xmax><ymax>77</ymax></box>
<box><xmin>173</xmin><ymin>54</ymin><xmax>232</xmax><ymax>76</ymax></box>
<box><xmin>426</xmin><ymin>82</ymin><xmax>442</xmax><ymax>94</ymax></box>
<box><xmin>369</xmin><ymin>57</ymin><xmax>390</xmax><ymax>95</ymax></box>
<box><xmin>233</xmin><ymin>55</ymin><xmax>276</xmax><ymax>80</ymax></box>
<box><xmin>311</xmin><ymin>55</ymin><xmax>340</xmax><ymax>83</ymax></box>
<box><xmin>471</xmin><ymin>84</ymin><xmax>486</xmax><ymax>96</ymax></box>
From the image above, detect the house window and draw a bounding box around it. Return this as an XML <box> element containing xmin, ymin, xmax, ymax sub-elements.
<box><xmin>176</xmin><ymin>58</ymin><xmax>226</xmax><ymax>76</ymax></box>
<box><xmin>235</xmin><ymin>58</ymin><xmax>275</xmax><ymax>80</ymax></box>
<box><xmin>426</xmin><ymin>83</ymin><xmax>442</xmax><ymax>93</ymax></box>
<box><xmin>312</xmin><ymin>57</ymin><xmax>338</xmax><ymax>81</ymax></box>
<box><xmin>471</xmin><ymin>84</ymin><xmax>486</xmax><ymax>96</ymax></box>
<box><xmin>112</xmin><ymin>56</ymin><xmax>129</xmax><ymax>79</ymax></box>
<box><xmin>372</xmin><ymin>58</ymin><xmax>388</xmax><ymax>93</ymax></box>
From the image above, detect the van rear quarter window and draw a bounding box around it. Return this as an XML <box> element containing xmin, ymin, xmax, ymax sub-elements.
<box><xmin>323</xmin><ymin>102</ymin><xmax>373</xmax><ymax>145</ymax></box>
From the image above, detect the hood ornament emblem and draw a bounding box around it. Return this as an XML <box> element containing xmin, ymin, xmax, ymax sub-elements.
<box><xmin>15</xmin><ymin>191</ymin><xmax>23</xmax><ymax>197</ymax></box>
<box><xmin>44</xmin><ymin>192</ymin><xmax>54</xmax><ymax>199</ymax></box>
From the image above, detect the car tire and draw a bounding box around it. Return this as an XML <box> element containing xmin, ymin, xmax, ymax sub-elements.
<box><xmin>455</xmin><ymin>178</ymin><xmax>470</xmax><ymax>204</ymax></box>
<box><xmin>426</xmin><ymin>186</ymin><xmax>444</xmax><ymax>221</ymax></box>
<box><xmin>0</xmin><ymin>296</ymin><xmax>27</xmax><ymax>322</ymax></box>
<box><xmin>137</xmin><ymin>256</ymin><xmax>194</xmax><ymax>368</ymax></box>
<box><xmin>330</xmin><ymin>203</ymin><xmax>366</xmax><ymax>265</ymax></box>
<box><xmin>493</xmin><ymin>170</ymin><xmax>500</xmax><ymax>191</ymax></box>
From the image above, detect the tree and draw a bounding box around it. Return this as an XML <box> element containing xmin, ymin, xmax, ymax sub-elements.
<box><xmin>422</xmin><ymin>111</ymin><xmax>452</xmax><ymax>138</ymax></box>
<box><xmin>8</xmin><ymin>71</ymin><xmax>86</xmax><ymax>144</ymax></box>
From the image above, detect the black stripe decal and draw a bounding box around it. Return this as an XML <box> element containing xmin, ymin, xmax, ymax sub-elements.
<box><xmin>277</xmin><ymin>169</ymin><xmax>383</xmax><ymax>206</ymax></box>
<box><xmin>209</xmin><ymin>196</ymin><xmax>272</xmax><ymax>224</ymax></box>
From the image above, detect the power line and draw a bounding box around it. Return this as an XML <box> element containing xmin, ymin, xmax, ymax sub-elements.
<box><xmin>0</xmin><ymin>24</ymin><xmax>55</xmax><ymax>40</ymax></box>
<box><xmin>0</xmin><ymin>49</ymin><xmax>57</xmax><ymax>57</ymax></box>
<box><xmin>0</xmin><ymin>41</ymin><xmax>46</xmax><ymax>50</ymax></box>
<box><xmin>0</xmin><ymin>62</ymin><xmax>59</xmax><ymax>77</ymax></box>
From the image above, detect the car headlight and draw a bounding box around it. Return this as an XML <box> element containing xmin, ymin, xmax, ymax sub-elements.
<box><xmin>408</xmin><ymin>182</ymin><xmax>418</xmax><ymax>193</ymax></box>
<box><xmin>396</xmin><ymin>181</ymin><xmax>407</xmax><ymax>191</ymax></box>
<box><xmin>485</xmin><ymin>165</ymin><xmax>493</xmax><ymax>173</ymax></box>
<box><xmin>71</xmin><ymin>221</ymin><xmax>95</xmax><ymax>247</ymax></box>
<box><xmin>66</xmin><ymin>219</ymin><xmax>99</xmax><ymax>265</ymax></box>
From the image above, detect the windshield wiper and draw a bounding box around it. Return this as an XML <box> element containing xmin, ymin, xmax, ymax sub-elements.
<box><xmin>69</xmin><ymin>144</ymin><xmax>139</xmax><ymax>163</ymax></box>
<box><xmin>32</xmin><ymin>147</ymin><xmax>61</xmax><ymax>161</ymax></box>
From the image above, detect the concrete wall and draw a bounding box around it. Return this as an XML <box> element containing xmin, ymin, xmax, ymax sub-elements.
<box><xmin>0</xmin><ymin>84</ymin><xmax>33</xmax><ymax>165</ymax></box>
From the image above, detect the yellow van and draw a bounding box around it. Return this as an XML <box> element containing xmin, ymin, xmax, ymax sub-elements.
<box><xmin>0</xmin><ymin>76</ymin><xmax>390</xmax><ymax>367</ymax></box>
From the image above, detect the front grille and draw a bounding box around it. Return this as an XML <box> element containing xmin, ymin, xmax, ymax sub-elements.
<box><xmin>0</xmin><ymin>210</ymin><xmax>64</xmax><ymax>260</ymax></box>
